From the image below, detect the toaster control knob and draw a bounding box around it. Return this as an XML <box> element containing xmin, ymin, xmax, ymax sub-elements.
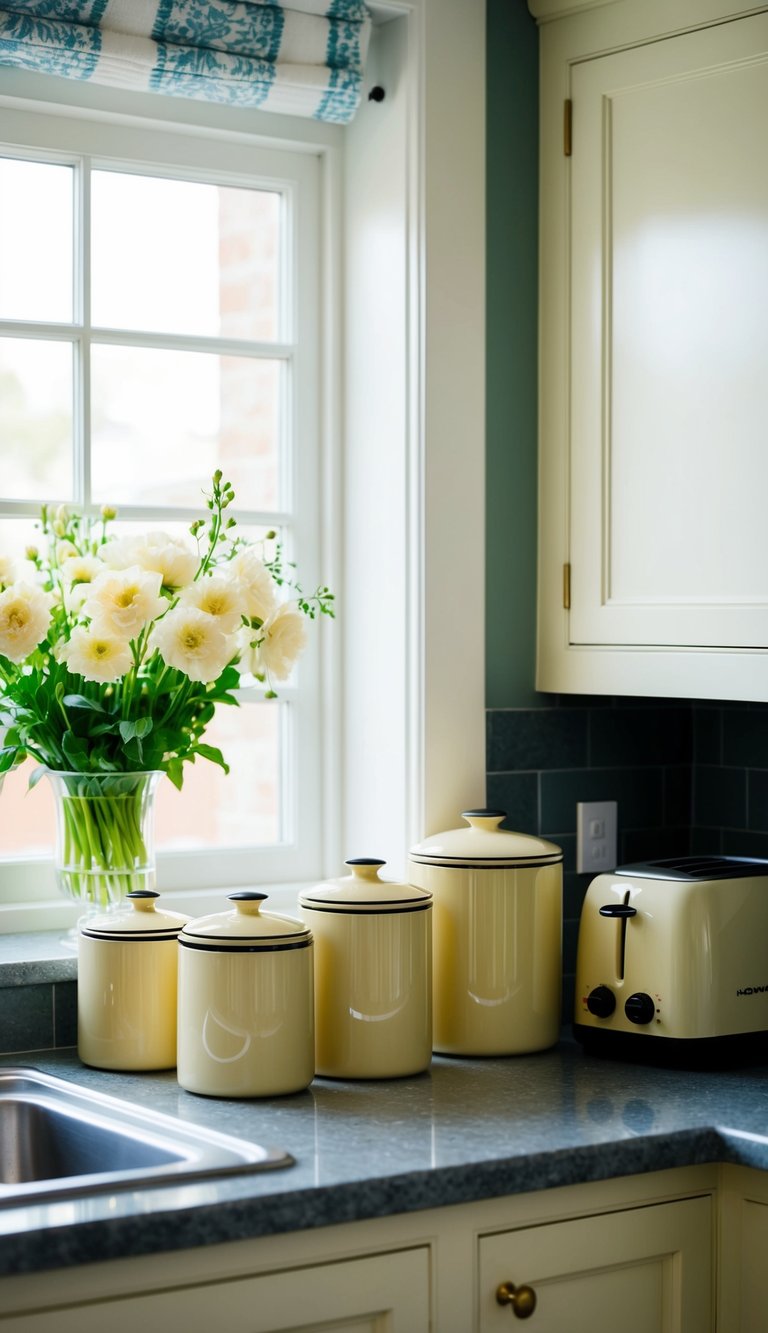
<box><xmin>586</xmin><ymin>985</ymin><xmax>616</xmax><ymax>1018</ymax></box>
<box><xmin>624</xmin><ymin>992</ymin><xmax>656</xmax><ymax>1026</ymax></box>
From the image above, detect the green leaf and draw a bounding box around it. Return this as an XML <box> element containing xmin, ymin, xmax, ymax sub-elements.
<box><xmin>0</xmin><ymin>746</ymin><xmax>21</xmax><ymax>775</ymax></box>
<box><xmin>62</xmin><ymin>731</ymin><xmax>88</xmax><ymax>766</ymax></box>
<box><xmin>193</xmin><ymin>743</ymin><xmax>230</xmax><ymax>774</ymax></box>
<box><xmin>166</xmin><ymin>757</ymin><xmax>184</xmax><ymax>791</ymax></box>
<box><xmin>27</xmin><ymin>765</ymin><xmax>47</xmax><ymax>791</ymax></box>
<box><xmin>63</xmin><ymin>694</ymin><xmax>106</xmax><ymax>714</ymax></box>
<box><xmin>118</xmin><ymin>718</ymin><xmax>152</xmax><ymax>743</ymax></box>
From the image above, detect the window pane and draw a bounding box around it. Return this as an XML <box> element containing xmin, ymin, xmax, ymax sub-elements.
<box><xmin>155</xmin><ymin>702</ymin><xmax>280</xmax><ymax>851</ymax></box>
<box><xmin>0</xmin><ymin>338</ymin><xmax>73</xmax><ymax>501</ymax></box>
<box><xmin>91</xmin><ymin>345</ymin><xmax>281</xmax><ymax>510</ymax></box>
<box><xmin>0</xmin><ymin>517</ymin><xmax>46</xmax><ymax>569</ymax></box>
<box><xmin>0</xmin><ymin>157</ymin><xmax>73</xmax><ymax>323</ymax></box>
<box><xmin>91</xmin><ymin>171</ymin><xmax>281</xmax><ymax>341</ymax></box>
<box><xmin>0</xmin><ymin>758</ymin><xmax>54</xmax><ymax>859</ymax></box>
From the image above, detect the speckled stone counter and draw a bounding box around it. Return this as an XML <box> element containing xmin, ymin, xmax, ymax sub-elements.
<box><xmin>1</xmin><ymin>1042</ymin><xmax>768</xmax><ymax>1278</ymax></box>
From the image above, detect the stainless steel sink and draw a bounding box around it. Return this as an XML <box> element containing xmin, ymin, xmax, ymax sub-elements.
<box><xmin>0</xmin><ymin>1068</ymin><xmax>294</xmax><ymax>1206</ymax></box>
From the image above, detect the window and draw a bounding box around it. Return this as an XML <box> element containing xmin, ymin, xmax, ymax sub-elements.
<box><xmin>0</xmin><ymin>0</ymin><xmax>488</xmax><ymax>934</ymax></box>
<box><xmin>0</xmin><ymin>106</ymin><xmax>328</xmax><ymax>903</ymax></box>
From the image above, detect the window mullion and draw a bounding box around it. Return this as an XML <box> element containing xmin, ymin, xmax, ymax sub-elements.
<box><xmin>74</xmin><ymin>153</ymin><xmax>91</xmax><ymax>511</ymax></box>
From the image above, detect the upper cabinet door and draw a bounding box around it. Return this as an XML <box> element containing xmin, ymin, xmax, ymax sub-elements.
<box><xmin>571</xmin><ymin>14</ymin><xmax>768</xmax><ymax>648</ymax></box>
<box><xmin>537</xmin><ymin>4</ymin><xmax>768</xmax><ymax>700</ymax></box>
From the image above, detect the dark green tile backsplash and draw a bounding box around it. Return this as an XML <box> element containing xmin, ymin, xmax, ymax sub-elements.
<box><xmin>1</xmin><ymin>981</ymin><xmax>77</xmax><ymax>1054</ymax></box>
<box><xmin>486</xmin><ymin>696</ymin><xmax>768</xmax><ymax>1023</ymax></box>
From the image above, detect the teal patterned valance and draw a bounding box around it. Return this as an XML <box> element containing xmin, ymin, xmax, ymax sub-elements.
<box><xmin>0</xmin><ymin>1</ymin><xmax>372</xmax><ymax>124</ymax></box>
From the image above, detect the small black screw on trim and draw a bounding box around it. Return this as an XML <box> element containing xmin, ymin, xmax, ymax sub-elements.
<box><xmin>368</xmin><ymin>85</ymin><xmax>385</xmax><ymax>102</ymax></box>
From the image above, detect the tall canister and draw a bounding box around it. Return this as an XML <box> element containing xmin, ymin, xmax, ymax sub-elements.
<box><xmin>78</xmin><ymin>889</ymin><xmax>189</xmax><ymax>1071</ymax></box>
<box><xmin>409</xmin><ymin>810</ymin><xmax>563</xmax><ymax>1055</ymax></box>
<box><xmin>299</xmin><ymin>859</ymin><xmax>432</xmax><ymax>1079</ymax></box>
<box><xmin>177</xmin><ymin>891</ymin><xmax>314</xmax><ymax>1098</ymax></box>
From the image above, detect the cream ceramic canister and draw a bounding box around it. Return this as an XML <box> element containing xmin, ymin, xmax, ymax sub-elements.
<box><xmin>77</xmin><ymin>890</ymin><xmax>190</xmax><ymax>1071</ymax></box>
<box><xmin>409</xmin><ymin>810</ymin><xmax>563</xmax><ymax>1056</ymax></box>
<box><xmin>177</xmin><ymin>891</ymin><xmax>314</xmax><ymax>1098</ymax></box>
<box><xmin>299</xmin><ymin>859</ymin><xmax>432</xmax><ymax>1079</ymax></box>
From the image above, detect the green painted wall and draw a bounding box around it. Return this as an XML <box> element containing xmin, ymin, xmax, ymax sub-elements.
<box><xmin>485</xmin><ymin>0</ymin><xmax>541</xmax><ymax>709</ymax></box>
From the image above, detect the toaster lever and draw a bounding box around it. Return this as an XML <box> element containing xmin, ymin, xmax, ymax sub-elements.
<box><xmin>599</xmin><ymin>905</ymin><xmax>637</xmax><ymax>918</ymax></box>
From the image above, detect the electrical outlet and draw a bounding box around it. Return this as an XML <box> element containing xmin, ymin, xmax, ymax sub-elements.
<box><xmin>576</xmin><ymin>800</ymin><xmax>618</xmax><ymax>874</ymax></box>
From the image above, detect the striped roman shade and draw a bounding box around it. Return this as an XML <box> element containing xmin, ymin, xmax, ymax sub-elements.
<box><xmin>0</xmin><ymin>1</ymin><xmax>372</xmax><ymax>124</ymax></box>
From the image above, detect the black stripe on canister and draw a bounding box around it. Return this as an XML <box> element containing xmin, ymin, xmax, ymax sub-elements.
<box><xmin>408</xmin><ymin>855</ymin><xmax>562</xmax><ymax>869</ymax></box>
<box><xmin>178</xmin><ymin>936</ymin><xmax>312</xmax><ymax>954</ymax></box>
<box><xmin>302</xmin><ymin>901</ymin><xmax>432</xmax><ymax>914</ymax></box>
<box><xmin>80</xmin><ymin>929</ymin><xmax>183</xmax><ymax>942</ymax></box>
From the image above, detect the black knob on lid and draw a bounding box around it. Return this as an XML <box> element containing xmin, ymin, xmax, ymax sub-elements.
<box><xmin>624</xmin><ymin>992</ymin><xmax>656</xmax><ymax>1026</ymax></box>
<box><xmin>586</xmin><ymin>985</ymin><xmax>616</xmax><ymax>1019</ymax></box>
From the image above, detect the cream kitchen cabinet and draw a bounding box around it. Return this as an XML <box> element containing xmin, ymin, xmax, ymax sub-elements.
<box><xmin>533</xmin><ymin>0</ymin><xmax>768</xmax><ymax>701</ymax></box>
<box><xmin>0</xmin><ymin>1247</ymin><xmax>431</xmax><ymax>1333</ymax></box>
<box><xmin>718</xmin><ymin>1164</ymin><xmax>768</xmax><ymax>1333</ymax></box>
<box><xmin>0</xmin><ymin>1168</ymin><xmax>716</xmax><ymax>1333</ymax></box>
<box><xmin>479</xmin><ymin>1197</ymin><xmax>712</xmax><ymax>1332</ymax></box>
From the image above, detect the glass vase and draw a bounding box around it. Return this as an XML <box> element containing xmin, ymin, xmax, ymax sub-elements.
<box><xmin>45</xmin><ymin>770</ymin><xmax>163</xmax><ymax>912</ymax></box>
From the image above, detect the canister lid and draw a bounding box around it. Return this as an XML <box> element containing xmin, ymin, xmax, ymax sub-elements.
<box><xmin>178</xmin><ymin>891</ymin><xmax>312</xmax><ymax>952</ymax></box>
<box><xmin>409</xmin><ymin>810</ymin><xmax>562</xmax><ymax>868</ymax></box>
<box><xmin>80</xmin><ymin>890</ymin><xmax>190</xmax><ymax>941</ymax></box>
<box><xmin>299</xmin><ymin>859</ymin><xmax>432</xmax><ymax>914</ymax></box>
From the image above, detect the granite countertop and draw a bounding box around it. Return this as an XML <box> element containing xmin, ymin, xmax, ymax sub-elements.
<box><xmin>1</xmin><ymin>1041</ymin><xmax>768</xmax><ymax>1278</ymax></box>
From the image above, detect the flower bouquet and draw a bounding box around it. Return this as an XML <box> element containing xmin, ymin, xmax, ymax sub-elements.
<box><xmin>0</xmin><ymin>473</ymin><xmax>333</xmax><ymax>908</ymax></box>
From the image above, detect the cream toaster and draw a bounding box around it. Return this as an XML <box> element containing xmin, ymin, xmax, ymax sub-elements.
<box><xmin>574</xmin><ymin>855</ymin><xmax>768</xmax><ymax>1060</ymax></box>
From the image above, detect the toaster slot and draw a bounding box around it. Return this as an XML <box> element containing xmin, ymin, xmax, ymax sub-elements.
<box><xmin>597</xmin><ymin>891</ymin><xmax>636</xmax><ymax>980</ymax></box>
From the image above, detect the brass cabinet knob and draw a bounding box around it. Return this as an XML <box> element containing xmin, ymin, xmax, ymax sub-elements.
<box><xmin>495</xmin><ymin>1281</ymin><xmax>537</xmax><ymax>1318</ymax></box>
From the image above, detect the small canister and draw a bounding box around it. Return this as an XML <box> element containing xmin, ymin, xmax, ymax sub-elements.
<box><xmin>299</xmin><ymin>859</ymin><xmax>432</xmax><ymax>1079</ymax></box>
<box><xmin>409</xmin><ymin>810</ymin><xmax>563</xmax><ymax>1056</ymax></box>
<box><xmin>77</xmin><ymin>889</ymin><xmax>190</xmax><ymax>1071</ymax></box>
<box><xmin>177</xmin><ymin>891</ymin><xmax>314</xmax><ymax>1098</ymax></box>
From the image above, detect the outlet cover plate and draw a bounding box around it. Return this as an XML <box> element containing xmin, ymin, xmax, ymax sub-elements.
<box><xmin>576</xmin><ymin>800</ymin><xmax>618</xmax><ymax>874</ymax></box>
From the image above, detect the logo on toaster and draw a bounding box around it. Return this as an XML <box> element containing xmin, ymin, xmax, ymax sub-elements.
<box><xmin>736</xmin><ymin>985</ymin><xmax>768</xmax><ymax>996</ymax></box>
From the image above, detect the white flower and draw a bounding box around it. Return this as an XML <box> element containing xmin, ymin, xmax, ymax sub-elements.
<box><xmin>231</xmin><ymin>548</ymin><xmax>277</xmax><ymax>623</ymax></box>
<box><xmin>103</xmin><ymin>530</ymin><xmax>197</xmax><ymax>591</ymax></box>
<box><xmin>247</xmin><ymin>602</ymin><xmax>307</xmax><ymax>683</ymax></box>
<box><xmin>0</xmin><ymin>554</ymin><xmax>16</xmax><ymax>589</ymax></box>
<box><xmin>83</xmin><ymin>566</ymin><xmax>166</xmax><ymax>639</ymax></box>
<box><xmin>55</xmin><ymin>540</ymin><xmax>78</xmax><ymax>563</ymax></box>
<box><xmin>60</xmin><ymin>554</ymin><xmax>105</xmax><ymax>587</ymax></box>
<box><xmin>179</xmin><ymin>575</ymin><xmax>245</xmax><ymax>635</ymax></box>
<box><xmin>152</xmin><ymin>606</ymin><xmax>233</xmax><ymax>683</ymax></box>
<box><xmin>0</xmin><ymin>583</ymin><xmax>53</xmax><ymax>663</ymax></box>
<box><xmin>61</xmin><ymin>625</ymin><xmax>133</xmax><ymax>683</ymax></box>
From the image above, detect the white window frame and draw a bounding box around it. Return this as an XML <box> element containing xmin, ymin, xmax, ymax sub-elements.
<box><xmin>0</xmin><ymin>104</ymin><xmax>331</xmax><ymax>910</ymax></box>
<box><xmin>0</xmin><ymin>0</ymin><xmax>486</xmax><ymax>935</ymax></box>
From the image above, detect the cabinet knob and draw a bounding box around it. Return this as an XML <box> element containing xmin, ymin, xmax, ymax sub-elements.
<box><xmin>495</xmin><ymin>1281</ymin><xmax>537</xmax><ymax>1318</ymax></box>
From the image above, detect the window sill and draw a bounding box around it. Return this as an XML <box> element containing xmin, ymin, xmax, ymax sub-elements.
<box><xmin>0</xmin><ymin>932</ymin><xmax>78</xmax><ymax>987</ymax></box>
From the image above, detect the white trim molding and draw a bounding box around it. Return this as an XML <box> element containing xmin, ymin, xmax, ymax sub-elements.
<box><xmin>342</xmin><ymin>0</ymin><xmax>486</xmax><ymax>878</ymax></box>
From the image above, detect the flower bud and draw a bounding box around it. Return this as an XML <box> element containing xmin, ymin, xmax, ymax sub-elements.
<box><xmin>25</xmin><ymin>546</ymin><xmax>39</xmax><ymax>561</ymax></box>
<box><xmin>100</xmin><ymin>504</ymin><xmax>117</xmax><ymax>521</ymax></box>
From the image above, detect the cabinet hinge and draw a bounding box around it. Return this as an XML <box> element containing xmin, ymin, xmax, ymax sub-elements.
<box><xmin>564</xmin><ymin>99</ymin><xmax>572</xmax><ymax>157</ymax></box>
<box><xmin>563</xmin><ymin>563</ymin><xmax>571</xmax><ymax>609</ymax></box>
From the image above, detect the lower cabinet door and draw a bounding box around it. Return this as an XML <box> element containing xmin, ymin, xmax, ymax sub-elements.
<box><xmin>478</xmin><ymin>1197</ymin><xmax>712</xmax><ymax>1333</ymax></box>
<box><xmin>5</xmin><ymin>1247</ymin><xmax>430</xmax><ymax>1333</ymax></box>
<box><xmin>734</xmin><ymin>1198</ymin><xmax>768</xmax><ymax>1333</ymax></box>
